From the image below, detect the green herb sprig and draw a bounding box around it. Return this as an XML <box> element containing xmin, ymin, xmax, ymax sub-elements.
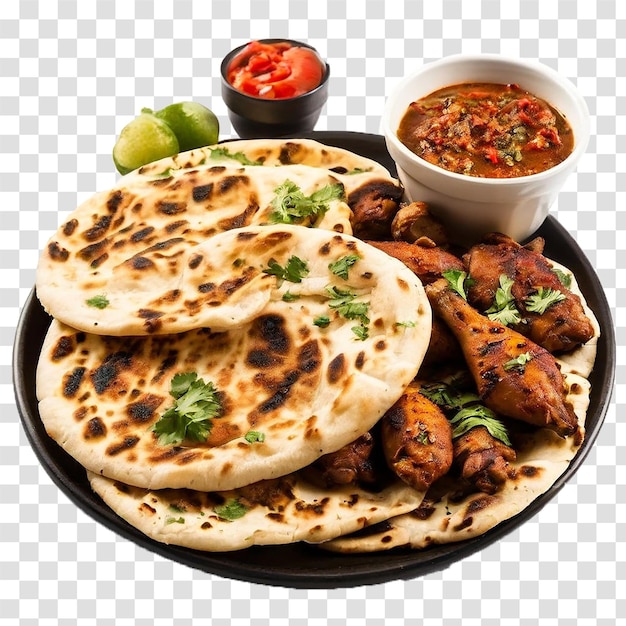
<box><xmin>151</xmin><ymin>373</ymin><xmax>221</xmax><ymax>446</ymax></box>
<box><xmin>269</xmin><ymin>180</ymin><xmax>345</xmax><ymax>225</ymax></box>
<box><xmin>420</xmin><ymin>379</ymin><xmax>511</xmax><ymax>447</ymax></box>
<box><xmin>262</xmin><ymin>256</ymin><xmax>309</xmax><ymax>287</ymax></box>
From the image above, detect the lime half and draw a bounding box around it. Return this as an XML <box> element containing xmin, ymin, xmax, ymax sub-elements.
<box><xmin>153</xmin><ymin>102</ymin><xmax>220</xmax><ymax>152</ymax></box>
<box><xmin>112</xmin><ymin>113</ymin><xmax>180</xmax><ymax>175</ymax></box>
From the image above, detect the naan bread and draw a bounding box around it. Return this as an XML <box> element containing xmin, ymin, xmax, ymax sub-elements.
<box><xmin>37</xmin><ymin>225</ymin><xmax>431</xmax><ymax>492</ymax></box>
<box><xmin>36</xmin><ymin>138</ymin><xmax>401</xmax><ymax>336</ymax></box>
<box><xmin>135</xmin><ymin>137</ymin><xmax>394</xmax><ymax>178</ymax></box>
<box><xmin>87</xmin><ymin>469</ymin><xmax>424</xmax><ymax>552</ymax></box>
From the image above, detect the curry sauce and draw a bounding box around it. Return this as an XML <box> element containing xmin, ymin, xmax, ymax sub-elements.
<box><xmin>397</xmin><ymin>82</ymin><xmax>574</xmax><ymax>178</ymax></box>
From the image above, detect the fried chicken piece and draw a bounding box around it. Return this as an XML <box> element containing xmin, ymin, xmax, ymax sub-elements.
<box><xmin>303</xmin><ymin>432</ymin><xmax>379</xmax><ymax>489</ymax></box>
<box><xmin>391</xmin><ymin>201</ymin><xmax>451</xmax><ymax>246</ymax></box>
<box><xmin>348</xmin><ymin>179</ymin><xmax>404</xmax><ymax>240</ymax></box>
<box><xmin>426</xmin><ymin>278</ymin><xmax>579</xmax><ymax>437</ymax></box>
<box><xmin>464</xmin><ymin>232</ymin><xmax>595</xmax><ymax>353</ymax></box>
<box><xmin>421</xmin><ymin>316</ymin><xmax>464</xmax><ymax>369</ymax></box>
<box><xmin>381</xmin><ymin>384</ymin><xmax>454</xmax><ymax>491</ymax></box>
<box><xmin>453</xmin><ymin>425</ymin><xmax>516</xmax><ymax>494</ymax></box>
<box><xmin>366</xmin><ymin>239</ymin><xmax>464</xmax><ymax>285</ymax></box>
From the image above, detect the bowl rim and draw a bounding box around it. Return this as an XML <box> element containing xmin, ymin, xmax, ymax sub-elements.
<box><xmin>220</xmin><ymin>38</ymin><xmax>330</xmax><ymax>104</ymax></box>
<box><xmin>382</xmin><ymin>53</ymin><xmax>590</xmax><ymax>187</ymax></box>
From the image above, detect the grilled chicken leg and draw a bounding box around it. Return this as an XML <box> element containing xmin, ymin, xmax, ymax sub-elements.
<box><xmin>464</xmin><ymin>233</ymin><xmax>594</xmax><ymax>353</ymax></box>
<box><xmin>426</xmin><ymin>278</ymin><xmax>579</xmax><ymax>437</ymax></box>
<box><xmin>453</xmin><ymin>425</ymin><xmax>516</xmax><ymax>494</ymax></box>
<box><xmin>381</xmin><ymin>384</ymin><xmax>454</xmax><ymax>491</ymax></box>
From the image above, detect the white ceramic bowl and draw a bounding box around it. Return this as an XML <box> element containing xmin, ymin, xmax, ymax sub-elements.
<box><xmin>381</xmin><ymin>54</ymin><xmax>590</xmax><ymax>244</ymax></box>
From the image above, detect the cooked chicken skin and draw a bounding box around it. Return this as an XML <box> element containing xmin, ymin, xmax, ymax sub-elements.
<box><xmin>381</xmin><ymin>384</ymin><xmax>454</xmax><ymax>491</ymax></box>
<box><xmin>426</xmin><ymin>278</ymin><xmax>579</xmax><ymax>437</ymax></box>
<box><xmin>348</xmin><ymin>180</ymin><xmax>404</xmax><ymax>240</ymax></box>
<box><xmin>464</xmin><ymin>232</ymin><xmax>595</xmax><ymax>353</ymax></box>
<box><xmin>421</xmin><ymin>316</ymin><xmax>464</xmax><ymax>369</ymax></box>
<box><xmin>453</xmin><ymin>425</ymin><xmax>516</xmax><ymax>494</ymax></box>
<box><xmin>304</xmin><ymin>432</ymin><xmax>379</xmax><ymax>489</ymax></box>
<box><xmin>366</xmin><ymin>239</ymin><xmax>464</xmax><ymax>285</ymax></box>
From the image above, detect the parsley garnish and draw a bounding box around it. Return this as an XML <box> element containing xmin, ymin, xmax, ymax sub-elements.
<box><xmin>503</xmin><ymin>351</ymin><xmax>533</xmax><ymax>372</ymax></box>
<box><xmin>86</xmin><ymin>295</ymin><xmax>110</xmax><ymax>309</ymax></box>
<box><xmin>325</xmin><ymin>286</ymin><xmax>370</xmax><ymax>324</ymax></box>
<box><xmin>395</xmin><ymin>320</ymin><xmax>417</xmax><ymax>328</ymax></box>
<box><xmin>269</xmin><ymin>180</ymin><xmax>345</xmax><ymax>225</ymax></box>
<box><xmin>313</xmin><ymin>315</ymin><xmax>331</xmax><ymax>328</ymax></box>
<box><xmin>328</xmin><ymin>254</ymin><xmax>361</xmax><ymax>280</ymax></box>
<box><xmin>208</xmin><ymin>147</ymin><xmax>263</xmax><ymax>166</ymax></box>
<box><xmin>420</xmin><ymin>380</ymin><xmax>511</xmax><ymax>446</ymax></box>
<box><xmin>525</xmin><ymin>287</ymin><xmax>566</xmax><ymax>314</ymax></box>
<box><xmin>281</xmin><ymin>291</ymin><xmax>300</xmax><ymax>302</ymax></box>
<box><xmin>443</xmin><ymin>269</ymin><xmax>473</xmax><ymax>301</ymax></box>
<box><xmin>151</xmin><ymin>373</ymin><xmax>221</xmax><ymax>446</ymax></box>
<box><xmin>262</xmin><ymin>256</ymin><xmax>309</xmax><ymax>287</ymax></box>
<box><xmin>485</xmin><ymin>274</ymin><xmax>522</xmax><ymax>326</ymax></box>
<box><xmin>552</xmin><ymin>268</ymin><xmax>572</xmax><ymax>289</ymax></box>
<box><xmin>419</xmin><ymin>381</ymin><xmax>480</xmax><ymax>411</ymax></box>
<box><xmin>351</xmin><ymin>325</ymin><xmax>369</xmax><ymax>341</ymax></box>
<box><xmin>214</xmin><ymin>499</ymin><xmax>248</xmax><ymax>521</ymax></box>
<box><xmin>244</xmin><ymin>430</ymin><xmax>265</xmax><ymax>444</ymax></box>
<box><xmin>449</xmin><ymin>406</ymin><xmax>512</xmax><ymax>447</ymax></box>
<box><xmin>165</xmin><ymin>516</ymin><xmax>185</xmax><ymax>525</ymax></box>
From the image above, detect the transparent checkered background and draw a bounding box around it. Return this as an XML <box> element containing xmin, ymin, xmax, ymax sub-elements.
<box><xmin>1</xmin><ymin>0</ymin><xmax>624</xmax><ymax>624</ymax></box>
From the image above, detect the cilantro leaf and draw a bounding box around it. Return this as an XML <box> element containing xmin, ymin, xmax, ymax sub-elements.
<box><xmin>449</xmin><ymin>406</ymin><xmax>512</xmax><ymax>447</ymax></box>
<box><xmin>503</xmin><ymin>351</ymin><xmax>533</xmax><ymax>372</ymax></box>
<box><xmin>86</xmin><ymin>294</ymin><xmax>110</xmax><ymax>309</ymax></box>
<box><xmin>351</xmin><ymin>325</ymin><xmax>369</xmax><ymax>341</ymax></box>
<box><xmin>419</xmin><ymin>381</ymin><xmax>480</xmax><ymax>411</ymax></box>
<box><xmin>214</xmin><ymin>499</ymin><xmax>248</xmax><ymax>521</ymax></box>
<box><xmin>524</xmin><ymin>287</ymin><xmax>566</xmax><ymax>314</ymax></box>
<box><xmin>443</xmin><ymin>269</ymin><xmax>473</xmax><ymax>300</ymax></box>
<box><xmin>208</xmin><ymin>146</ymin><xmax>263</xmax><ymax>166</ymax></box>
<box><xmin>325</xmin><ymin>286</ymin><xmax>370</xmax><ymax>324</ymax></box>
<box><xmin>151</xmin><ymin>373</ymin><xmax>221</xmax><ymax>446</ymax></box>
<box><xmin>244</xmin><ymin>430</ymin><xmax>265</xmax><ymax>444</ymax></box>
<box><xmin>328</xmin><ymin>254</ymin><xmax>361</xmax><ymax>280</ymax></box>
<box><xmin>262</xmin><ymin>256</ymin><xmax>309</xmax><ymax>287</ymax></box>
<box><xmin>313</xmin><ymin>315</ymin><xmax>331</xmax><ymax>328</ymax></box>
<box><xmin>552</xmin><ymin>268</ymin><xmax>572</xmax><ymax>289</ymax></box>
<box><xmin>485</xmin><ymin>274</ymin><xmax>522</xmax><ymax>326</ymax></box>
<box><xmin>281</xmin><ymin>291</ymin><xmax>300</xmax><ymax>302</ymax></box>
<box><xmin>269</xmin><ymin>180</ymin><xmax>345</xmax><ymax>225</ymax></box>
<box><xmin>395</xmin><ymin>320</ymin><xmax>417</xmax><ymax>328</ymax></box>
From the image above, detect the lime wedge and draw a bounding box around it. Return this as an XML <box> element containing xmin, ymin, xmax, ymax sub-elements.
<box><xmin>153</xmin><ymin>102</ymin><xmax>220</xmax><ymax>152</ymax></box>
<box><xmin>112</xmin><ymin>113</ymin><xmax>180</xmax><ymax>175</ymax></box>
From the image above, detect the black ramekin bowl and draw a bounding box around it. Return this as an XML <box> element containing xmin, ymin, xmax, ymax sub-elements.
<box><xmin>220</xmin><ymin>39</ymin><xmax>330</xmax><ymax>139</ymax></box>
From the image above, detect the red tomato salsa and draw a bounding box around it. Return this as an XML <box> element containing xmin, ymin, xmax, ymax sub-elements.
<box><xmin>397</xmin><ymin>82</ymin><xmax>575</xmax><ymax>178</ymax></box>
<box><xmin>227</xmin><ymin>40</ymin><xmax>325</xmax><ymax>100</ymax></box>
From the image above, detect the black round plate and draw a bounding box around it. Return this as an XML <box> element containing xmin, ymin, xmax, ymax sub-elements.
<box><xmin>13</xmin><ymin>131</ymin><xmax>616</xmax><ymax>588</ymax></box>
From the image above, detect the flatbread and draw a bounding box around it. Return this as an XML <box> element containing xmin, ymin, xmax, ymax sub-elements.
<box><xmin>36</xmin><ymin>138</ymin><xmax>401</xmax><ymax>336</ymax></box>
<box><xmin>87</xmin><ymin>469</ymin><xmax>424</xmax><ymax>552</ymax></box>
<box><xmin>36</xmin><ymin>224</ymin><xmax>431</xmax><ymax>492</ymax></box>
<box><xmin>134</xmin><ymin>137</ymin><xmax>394</xmax><ymax>178</ymax></box>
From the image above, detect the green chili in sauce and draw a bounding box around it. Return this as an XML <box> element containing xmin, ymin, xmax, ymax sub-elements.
<box><xmin>397</xmin><ymin>82</ymin><xmax>574</xmax><ymax>178</ymax></box>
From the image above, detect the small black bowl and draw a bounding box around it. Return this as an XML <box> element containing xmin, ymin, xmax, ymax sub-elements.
<box><xmin>220</xmin><ymin>39</ymin><xmax>330</xmax><ymax>139</ymax></box>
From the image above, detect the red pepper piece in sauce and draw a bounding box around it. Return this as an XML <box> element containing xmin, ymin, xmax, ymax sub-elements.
<box><xmin>227</xmin><ymin>41</ymin><xmax>324</xmax><ymax>99</ymax></box>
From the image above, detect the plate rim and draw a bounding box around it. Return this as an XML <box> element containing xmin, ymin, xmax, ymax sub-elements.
<box><xmin>13</xmin><ymin>130</ymin><xmax>616</xmax><ymax>588</ymax></box>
